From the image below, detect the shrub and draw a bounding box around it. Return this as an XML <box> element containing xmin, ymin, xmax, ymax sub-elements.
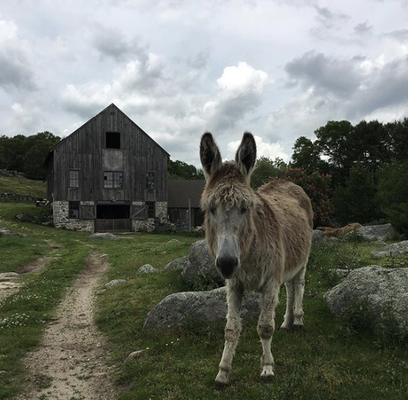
<box><xmin>285</xmin><ymin>168</ymin><xmax>335</xmax><ymax>227</ymax></box>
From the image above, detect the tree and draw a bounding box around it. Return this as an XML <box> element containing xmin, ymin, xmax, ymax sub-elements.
<box><xmin>291</xmin><ymin>136</ymin><xmax>329</xmax><ymax>174</ymax></box>
<box><xmin>333</xmin><ymin>162</ymin><xmax>379</xmax><ymax>225</ymax></box>
<box><xmin>251</xmin><ymin>157</ymin><xmax>287</xmax><ymax>189</ymax></box>
<box><xmin>168</xmin><ymin>159</ymin><xmax>204</xmax><ymax>180</ymax></box>
<box><xmin>0</xmin><ymin>132</ymin><xmax>60</xmax><ymax>180</ymax></box>
<box><xmin>377</xmin><ymin>159</ymin><xmax>408</xmax><ymax>233</ymax></box>
<box><xmin>285</xmin><ymin>168</ymin><xmax>334</xmax><ymax>227</ymax></box>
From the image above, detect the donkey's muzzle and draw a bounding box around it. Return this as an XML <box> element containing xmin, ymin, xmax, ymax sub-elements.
<box><xmin>216</xmin><ymin>255</ymin><xmax>238</xmax><ymax>279</ymax></box>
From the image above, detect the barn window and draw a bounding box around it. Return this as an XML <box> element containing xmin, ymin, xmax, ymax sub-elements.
<box><xmin>69</xmin><ymin>170</ymin><xmax>79</xmax><ymax>188</ymax></box>
<box><xmin>146</xmin><ymin>201</ymin><xmax>155</xmax><ymax>218</ymax></box>
<box><xmin>69</xmin><ymin>201</ymin><xmax>80</xmax><ymax>219</ymax></box>
<box><xmin>146</xmin><ymin>172</ymin><xmax>155</xmax><ymax>189</ymax></box>
<box><xmin>106</xmin><ymin>132</ymin><xmax>120</xmax><ymax>149</ymax></box>
<box><xmin>104</xmin><ymin>171</ymin><xmax>123</xmax><ymax>188</ymax></box>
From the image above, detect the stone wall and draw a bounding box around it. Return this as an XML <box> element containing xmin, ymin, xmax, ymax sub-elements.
<box><xmin>0</xmin><ymin>193</ymin><xmax>39</xmax><ymax>202</ymax></box>
<box><xmin>53</xmin><ymin>200</ymin><xmax>94</xmax><ymax>232</ymax></box>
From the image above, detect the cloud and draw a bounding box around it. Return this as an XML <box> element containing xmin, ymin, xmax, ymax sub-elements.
<box><xmin>0</xmin><ymin>18</ymin><xmax>37</xmax><ymax>91</ymax></box>
<box><xmin>226</xmin><ymin>135</ymin><xmax>288</xmax><ymax>161</ymax></box>
<box><xmin>354</xmin><ymin>21</ymin><xmax>373</xmax><ymax>35</ymax></box>
<box><xmin>314</xmin><ymin>5</ymin><xmax>349</xmax><ymax>28</ymax></box>
<box><xmin>285</xmin><ymin>51</ymin><xmax>362</xmax><ymax>97</ymax></box>
<box><xmin>203</xmin><ymin>62</ymin><xmax>269</xmax><ymax>132</ymax></box>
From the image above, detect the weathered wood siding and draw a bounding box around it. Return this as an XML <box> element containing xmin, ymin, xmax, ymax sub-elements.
<box><xmin>49</xmin><ymin>104</ymin><xmax>168</xmax><ymax>203</ymax></box>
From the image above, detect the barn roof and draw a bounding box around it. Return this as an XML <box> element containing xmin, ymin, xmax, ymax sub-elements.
<box><xmin>168</xmin><ymin>180</ymin><xmax>205</xmax><ymax>208</ymax></box>
<box><xmin>45</xmin><ymin>103</ymin><xmax>169</xmax><ymax>165</ymax></box>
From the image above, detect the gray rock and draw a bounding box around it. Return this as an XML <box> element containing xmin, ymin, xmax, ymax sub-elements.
<box><xmin>125</xmin><ymin>350</ymin><xmax>147</xmax><ymax>361</ymax></box>
<box><xmin>182</xmin><ymin>240</ymin><xmax>224</xmax><ymax>289</ymax></box>
<box><xmin>312</xmin><ymin>230</ymin><xmax>329</xmax><ymax>244</ymax></box>
<box><xmin>324</xmin><ymin>266</ymin><xmax>408</xmax><ymax>335</ymax></box>
<box><xmin>137</xmin><ymin>264</ymin><xmax>158</xmax><ymax>274</ymax></box>
<box><xmin>328</xmin><ymin>269</ymin><xmax>351</xmax><ymax>279</ymax></box>
<box><xmin>163</xmin><ymin>257</ymin><xmax>186</xmax><ymax>273</ymax></box>
<box><xmin>105</xmin><ymin>279</ymin><xmax>127</xmax><ymax>289</ymax></box>
<box><xmin>143</xmin><ymin>287</ymin><xmax>261</xmax><ymax>332</ymax></box>
<box><xmin>0</xmin><ymin>272</ymin><xmax>19</xmax><ymax>280</ymax></box>
<box><xmin>356</xmin><ymin>223</ymin><xmax>396</xmax><ymax>241</ymax></box>
<box><xmin>0</xmin><ymin>228</ymin><xmax>27</xmax><ymax>237</ymax></box>
<box><xmin>371</xmin><ymin>240</ymin><xmax>408</xmax><ymax>259</ymax></box>
<box><xmin>90</xmin><ymin>232</ymin><xmax>119</xmax><ymax>241</ymax></box>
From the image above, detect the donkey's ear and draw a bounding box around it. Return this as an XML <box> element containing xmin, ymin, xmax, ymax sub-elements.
<box><xmin>200</xmin><ymin>132</ymin><xmax>222</xmax><ymax>181</ymax></box>
<box><xmin>235</xmin><ymin>132</ymin><xmax>257</xmax><ymax>180</ymax></box>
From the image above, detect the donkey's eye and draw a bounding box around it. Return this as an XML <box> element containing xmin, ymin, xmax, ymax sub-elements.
<box><xmin>209</xmin><ymin>207</ymin><xmax>216</xmax><ymax>215</ymax></box>
<box><xmin>240</xmin><ymin>206</ymin><xmax>248</xmax><ymax>215</ymax></box>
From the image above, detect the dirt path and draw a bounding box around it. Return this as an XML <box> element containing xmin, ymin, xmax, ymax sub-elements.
<box><xmin>17</xmin><ymin>253</ymin><xmax>117</xmax><ymax>400</ymax></box>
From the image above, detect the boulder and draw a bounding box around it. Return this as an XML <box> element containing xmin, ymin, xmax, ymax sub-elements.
<box><xmin>137</xmin><ymin>264</ymin><xmax>158</xmax><ymax>274</ymax></box>
<box><xmin>371</xmin><ymin>240</ymin><xmax>408</xmax><ymax>259</ymax></box>
<box><xmin>312</xmin><ymin>230</ymin><xmax>329</xmax><ymax>244</ymax></box>
<box><xmin>143</xmin><ymin>287</ymin><xmax>261</xmax><ymax>332</ymax></box>
<box><xmin>163</xmin><ymin>257</ymin><xmax>186</xmax><ymax>273</ymax></box>
<box><xmin>105</xmin><ymin>279</ymin><xmax>127</xmax><ymax>289</ymax></box>
<box><xmin>324</xmin><ymin>266</ymin><xmax>408</xmax><ymax>336</ymax></box>
<box><xmin>356</xmin><ymin>223</ymin><xmax>396</xmax><ymax>241</ymax></box>
<box><xmin>317</xmin><ymin>223</ymin><xmax>363</xmax><ymax>238</ymax></box>
<box><xmin>89</xmin><ymin>232</ymin><xmax>119</xmax><ymax>241</ymax></box>
<box><xmin>182</xmin><ymin>240</ymin><xmax>224</xmax><ymax>289</ymax></box>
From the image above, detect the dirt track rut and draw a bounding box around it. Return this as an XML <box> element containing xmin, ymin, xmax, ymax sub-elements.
<box><xmin>17</xmin><ymin>253</ymin><xmax>116</xmax><ymax>400</ymax></box>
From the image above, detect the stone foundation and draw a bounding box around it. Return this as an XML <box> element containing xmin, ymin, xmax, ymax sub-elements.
<box><xmin>53</xmin><ymin>200</ymin><xmax>95</xmax><ymax>232</ymax></box>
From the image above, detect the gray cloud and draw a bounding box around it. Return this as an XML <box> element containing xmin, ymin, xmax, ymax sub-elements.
<box><xmin>382</xmin><ymin>29</ymin><xmax>408</xmax><ymax>42</ymax></box>
<box><xmin>285</xmin><ymin>51</ymin><xmax>362</xmax><ymax>97</ymax></box>
<box><xmin>0</xmin><ymin>50</ymin><xmax>36</xmax><ymax>91</ymax></box>
<box><xmin>354</xmin><ymin>21</ymin><xmax>373</xmax><ymax>35</ymax></box>
<box><xmin>314</xmin><ymin>5</ymin><xmax>349</xmax><ymax>28</ymax></box>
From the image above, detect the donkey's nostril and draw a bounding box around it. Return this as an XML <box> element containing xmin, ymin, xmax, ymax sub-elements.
<box><xmin>216</xmin><ymin>255</ymin><xmax>238</xmax><ymax>279</ymax></box>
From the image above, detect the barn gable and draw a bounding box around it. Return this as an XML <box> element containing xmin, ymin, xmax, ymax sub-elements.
<box><xmin>46</xmin><ymin>104</ymin><xmax>169</xmax><ymax>233</ymax></box>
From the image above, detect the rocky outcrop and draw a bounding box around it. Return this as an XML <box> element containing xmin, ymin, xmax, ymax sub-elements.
<box><xmin>181</xmin><ymin>240</ymin><xmax>224</xmax><ymax>290</ymax></box>
<box><xmin>89</xmin><ymin>233</ymin><xmax>119</xmax><ymax>241</ymax></box>
<box><xmin>137</xmin><ymin>264</ymin><xmax>158</xmax><ymax>274</ymax></box>
<box><xmin>143</xmin><ymin>287</ymin><xmax>261</xmax><ymax>332</ymax></box>
<box><xmin>163</xmin><ymin>257</ymin><xmax>186</xmax><ymax>273</ymax></box>
<box><xmin>324</xmin><ymin>266</ymin><xmax>408</xmax><ymax>336</ymax></box>
<box><xmin>355</xmin><ymin>223</ymin><xmax>396</xmax><ymax>241</ymax></box>
<box><xmin>371</xmin><ymin>240</ymin><xmax>408</xmax><ymax>259</ymax></box>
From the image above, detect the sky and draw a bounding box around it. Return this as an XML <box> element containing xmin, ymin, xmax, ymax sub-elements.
<box><xmin>1</xmin><ymin>0</ymin><xmax>408</xmax><ymax>167</ymax></box>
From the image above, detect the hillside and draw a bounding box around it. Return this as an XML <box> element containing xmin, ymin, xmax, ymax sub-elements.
<box><xmin>0</xmin><ymin>173</ymin><xmax>46</xmax><ymax>199</ymax></box>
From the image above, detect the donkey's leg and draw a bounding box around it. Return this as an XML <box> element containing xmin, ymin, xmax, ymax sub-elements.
<box><xmin>280</xmin><ymin>279</ymin><xmax>295</xmax><ymax>330</ymax></box>
<box><xmin>215</xmin><ymin>281</ymin><xmax>244</xmax><ymax>387</ymax></box>
<box><xmin>258</xmin><ymin>280</ymin><xmax>280</xmax><ymax>379</ymax></box>
<box><xmin>292</xmin><ymin>266</ymin><xmax>306</xmax><ymax>329</ymax></box>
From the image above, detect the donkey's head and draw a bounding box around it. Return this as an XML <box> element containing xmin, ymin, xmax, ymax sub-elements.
<box><xmin>200</xmin><ymin>132</ymin><xmax>257</xmax><ymax>280</ymax></box>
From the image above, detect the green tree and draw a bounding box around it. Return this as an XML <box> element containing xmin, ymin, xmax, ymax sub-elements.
<box><xmin>168</xmin><ymin>159</ymin><xmax>204</xmax><ymax>180</ymax></box>
<box><xmin>377</xmin><ymin>159</ymin><xmax>408</xmax><ymax>233</ymax></box>
<box><xmin>333</xmin><ymin>162</ymin><xmax>379</xmax><ymax>225</ymax></box>
<box><xmin>291</xmin><ymin>136</ymin><xmax>329</xmax><ymax>174</ymax></box>
<box><xmin>251</xmin><ymin>156</ymin><xmax>287</xmax><ymax>189</ymax></box>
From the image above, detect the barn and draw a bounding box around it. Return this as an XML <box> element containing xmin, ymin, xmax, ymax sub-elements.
<box><xmin>45</xmin><ymin>104</ymin><xmax>169</xmax><ymax>233</ymax></box>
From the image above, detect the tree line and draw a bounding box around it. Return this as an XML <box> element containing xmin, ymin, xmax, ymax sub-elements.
<box><xmin>0</xmin><ymin>132</ymin><xmax>61</xmax><ymax>180</ymax></box>
<box><xmin>2</xmin><ymin>118</ymin><xmax>408</xmax><ymax>232</ymax></box>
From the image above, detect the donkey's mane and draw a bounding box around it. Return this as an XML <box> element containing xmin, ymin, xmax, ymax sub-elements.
<box><xmin>201</xmin><ymin>162</ymin><xmax>254</xmax><ymax>210</ymax></box>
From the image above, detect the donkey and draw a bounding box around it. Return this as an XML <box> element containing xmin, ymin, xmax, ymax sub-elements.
<box><xmin>199</xmin><ymin>132</ymin><xmax>313</xmax><ymax>387</ymax></box>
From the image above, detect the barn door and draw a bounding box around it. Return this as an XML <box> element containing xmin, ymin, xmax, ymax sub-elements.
<box><xmin>131</xmin><ymin>204</ymin><xmax>147</xmax><ymax>220</ymax></box>
<box><xmin>80</xmin><ymin>204</ymin><xmax>96</xmax><ymax>219</ymax></box>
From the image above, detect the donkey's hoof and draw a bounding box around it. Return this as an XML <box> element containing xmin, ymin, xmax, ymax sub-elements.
<box><xmin>292</xmin><ymin>324</ymin><xmax>303</xmax><ymax>332</ymax></box>
<box><xmin>260</xmin><ymin>371</ymin><xmax>275</xmax><ymax>382</ymax></box>
<box><xmin>214</xmin><ymin>380</ymin><xmax>229</xmax><ymax>391</ymax></box>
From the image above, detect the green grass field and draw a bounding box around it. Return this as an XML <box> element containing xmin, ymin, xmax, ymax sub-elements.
<box><xmin>0</xmin><ymin>175</ymin><xmax>46</xmax><ymax>198</ymax></box>
<box><xmin>0</xmin><ymin>201</ymin><xmax>407</xmax><ymax>399</ymax></box>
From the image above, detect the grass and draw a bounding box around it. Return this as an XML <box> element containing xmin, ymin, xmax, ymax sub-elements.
<box><xmin>0</xmin><ymin>174</ymin><xmax>46</xmax><ymax>198</ymax></box>
<box><xmin>0</xmin><ymin>201</ymin><xmax>408</xmax><ymax>399</ymax></box>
